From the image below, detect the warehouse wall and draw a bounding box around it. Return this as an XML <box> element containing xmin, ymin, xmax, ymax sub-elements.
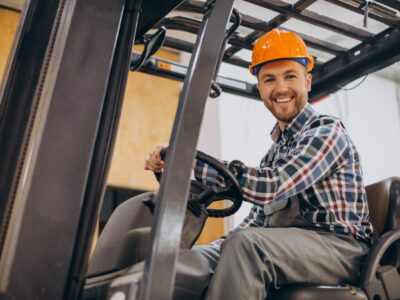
<box><xmin>0</xmin><ymin>8</ymin><xmax>19</xmax><ymax>82</ymax></box>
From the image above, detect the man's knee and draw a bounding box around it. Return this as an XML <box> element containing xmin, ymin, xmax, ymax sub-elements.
<box><xmin>222</xmin><ymin>228</ymin><xmax>289</xmax><ymax>259</ymax></box>
<box><xmin>222</xmin><ymin>229</ymin><xmax>261</xmax><ymax>254</ymax></box>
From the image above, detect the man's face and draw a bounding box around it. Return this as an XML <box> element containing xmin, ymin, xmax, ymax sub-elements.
<box><xmin>257</xmin><ymin>60</ymin><xmax>312</xmax><ymax>130</ymax></box>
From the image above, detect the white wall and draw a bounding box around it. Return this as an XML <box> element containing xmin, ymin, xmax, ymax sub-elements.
<box><xmin>314</xmin><ymin>75</ymin><xmax>400</xmax><ymax>185</ymax></box>
<box><xmin>197</xmin><ymin>68</ymin><xmax>400</xmax><ymax>230</ymax></box>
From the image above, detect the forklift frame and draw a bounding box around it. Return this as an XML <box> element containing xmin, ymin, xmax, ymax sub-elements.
<box><xmin>0</xmin><ymin>0</ymin><xmax>399</xmax><ymax>299</ymax></box>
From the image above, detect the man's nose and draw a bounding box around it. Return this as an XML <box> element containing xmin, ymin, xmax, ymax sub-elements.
<box><xmin>274</xmin><ymin>77</ymin><xmax>289</xmax><ymax>93</ymax></box>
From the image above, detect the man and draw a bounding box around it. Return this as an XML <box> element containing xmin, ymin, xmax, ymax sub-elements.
<box><xmin>144</xmin><ymin>29</ymin><xmax>373</xmax><ymax>300</ymax></box>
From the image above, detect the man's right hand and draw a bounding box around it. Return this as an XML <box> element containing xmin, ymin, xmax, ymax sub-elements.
<box><xmin>144</xmin><ymin>144</ymin><xmax>167</xmax><ymax>173</ymax></box>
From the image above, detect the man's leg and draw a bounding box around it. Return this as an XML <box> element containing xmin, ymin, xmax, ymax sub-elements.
<box><xmin>203</xmin><ymin>227</ymin><xmax>368</xmax><ymax>300</ymax></box>
<box><xmin>192</xmin><ymin>239</ymin><xmax>223</xmax><ymax>274</ymax></box>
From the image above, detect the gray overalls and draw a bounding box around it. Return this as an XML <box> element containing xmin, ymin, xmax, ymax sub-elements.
<box><xmin>193</xmin><ymin>144</ymin><xmax>369</xmax><ymax>300</ymax></box>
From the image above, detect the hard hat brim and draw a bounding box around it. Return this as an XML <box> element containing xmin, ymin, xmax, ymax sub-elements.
<box><xmin>250</xmin><ymin>57</ymin><xmax>313</xmax><ymax>75</ymax></box>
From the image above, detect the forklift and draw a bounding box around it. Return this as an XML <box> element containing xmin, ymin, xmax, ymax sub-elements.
<box><xmin>0</xmin><ymin>0</ymin><xmax>399</xmax><ymax>299</ymax></box>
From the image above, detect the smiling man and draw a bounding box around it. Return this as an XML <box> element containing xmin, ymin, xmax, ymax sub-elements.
<box><xmin>145</xmin><ymin>29</ymin><xmax>373</xmax><ymax>300</ymax></box>
<box><xmin>257</xmin><ymin>59</ymin><xmax>311</xmax><ymax>130</ymax></box>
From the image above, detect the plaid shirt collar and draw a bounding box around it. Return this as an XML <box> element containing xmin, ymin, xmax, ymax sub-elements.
<box><xmin>270</xmin><ymin>103</ymin><xmax>316</xmax><ymax>143</ymax></box>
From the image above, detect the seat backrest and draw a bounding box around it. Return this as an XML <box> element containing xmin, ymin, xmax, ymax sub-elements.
<box><xmin>365</xmin><ymin>177</ymin><xmax>400</xmax><ymax>267</ymax></box>
<box><xmin>86</xmin><ymin>193</ymin><xmax>155</xmax><ymax>277</ymax></box>
<box><xmin>366</xmin><ymin>177</ymin><xmax>400</xmax><ymax>237</ymax></box>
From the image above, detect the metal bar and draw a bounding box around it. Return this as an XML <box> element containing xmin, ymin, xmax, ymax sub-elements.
<box><xmin>135</xmin><ymin>54</ymin><xmax>259</xmax><ymax>100</ymax></box>
<box><xmin>310</xmin><ymin>27</ymin><xmax>400</xmax><ymax>102</ymax></box>
<box><xmin>295</xmin><ymin>32</ymin><xmax>347</xmax><ymax>55</ymax></box>
<box><xmin>162</xmin><ymin>36</ymin><xmax>195</xmax><ymax>53</ymax></box>
<box><xmin>177</xmin><ymin>0</ymin><xmax>208</xmax><ymax>13</ymax></box>
<box><xmin>64</xmin><ymin>0</ymin><xmax>142</xmax><ymax>298</ymax></box>
<box><xmin>178</xmin><ymin>0</ymin><xmax>278</xmax><ymax>59</ymax></box>
<box><xmin>162</xmin><ymin>36</ymin><xmax>251</xmax><ymax>68</ymax></box>
<box><xmin>223</xmin><ymin>0</ymin><xmax>347</xmax><ymax>58</ymax></box>
<box><xmin>375</xmin><ymin>0</ymin><xmax>400</xmax><ymax>11</ymax></box>
<box><xmin>135</xmin><ymin>0</ymin><xmax>185</xmax><ymax>38</ymax></box>
<box><xmin>138</xmin><ymin>0</ymin><xmax>235</xmax><ymax>299</ymax></box>
<box><xmin>158</xmin><ymin>16</ymin><xmax>201</xmax><ymax>34</ymax></box>
<box><xmin>0</xmin><ymin>0</ymin><xmax>126</xmax><ymax>298</ymax></box>
<box><xmin>244</xmin><ymin>0</ymin><xmax>373</xmax><ymax>41</ymax></box>
<box><xmin>237</xmin><ymin>14</ymin><xmax>348</xmax><ymax>55</ymax></box>
<box><xmin>224</xmin><ymin>55</ymin><xmax>252</xmax><ymax>68</ymax></box>
<box><xmin>324</xmin><ymin>0</ymin><xmax>399</xmax><ymax>25</ymax></box>
<box><xmin>160</xmin><ymin>13</ymin><xmax>347</xmax><ymax>58</ymax></box>
<box><xmin>176</xmin><ymin>0</ymin><xmax>350</xmax><ymax>58</ymax></box>
<box><xmin>224</xmin><ymin>31</ymin><xmax>260</xmax><ymax>58</ymax></box>
<box><xmin>294</xmin><ymin>0</ymin><xmax>319</xmax><ymax>10</ymax></box>
<box><xmin>0</xmin><ymin>0</ymin><xmax>61</xmax><ymax>258</ymax></box>
<box><xmin>222</xmin><ymin>0</ymin><xmax>319</xmax><ymax>57</ymax></box>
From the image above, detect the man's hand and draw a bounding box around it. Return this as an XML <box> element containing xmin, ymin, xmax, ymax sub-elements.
<box><xmin>144</xmin><ymin>144</ymin><xmax>167</xmax><ymax>172</ymax></box>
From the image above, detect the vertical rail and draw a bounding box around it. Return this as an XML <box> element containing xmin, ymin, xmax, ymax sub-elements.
<box><xmin>0</xmin><ymin>0</ymin><xmax>125</xmax><ymax>298</ymax></box>
<box><xmin>65</xmin><ymin>0</ymin><xmax>142</xmax><ymax>299</ymax></box>
<box><xmin>0</xmin><ymin>0</ymin><xmax>62</xmax><ymax>258</ymax></box>
<box><xmin>138</xmin><ymin>0</ymin><xmax>235</xmax><ymax>299</ymax></box>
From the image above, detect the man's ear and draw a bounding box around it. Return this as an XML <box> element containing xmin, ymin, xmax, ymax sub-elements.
<box><xmin>306</xmin><ymin>73</ymin><xmax>312</xmax><ymax>92</ymax></box>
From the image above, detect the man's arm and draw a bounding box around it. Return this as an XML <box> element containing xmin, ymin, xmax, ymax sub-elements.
<box><xmin>194</xmin><ymin>158</ymin><xmax>229</xmax><ymax>187</ymax></box>
<box><xmin>195</xmin><ymin>118</ymin><xmax>350</xmax><ymax>205</ymax></box>
<box><xmin>235</xmin><ymin>204</ymin><xmax>266</xmax><ymax>229</ymax></box>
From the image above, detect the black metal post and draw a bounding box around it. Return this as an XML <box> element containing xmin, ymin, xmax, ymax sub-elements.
<box><xmin>0</xmin><ymin>0</ymin><xmax>126</xmax><ymax>298</ymax></box>
<box><xmin>138</xmin><ymin>0</ymin><xmax>235</xmax><ymax>299</ymax></box>
<box><xmin>0</xmin><ymin>0</ymin><xmax>62</xmax><ymax>257</ymax></box>
<box><xmin>64</xmin><ymin>0</ymin><xmax>142</xmax><ymax>299</ymax></box>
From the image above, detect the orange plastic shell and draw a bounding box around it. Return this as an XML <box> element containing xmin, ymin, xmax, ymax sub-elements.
<box><xmin>249</xmin><ymin>29</ymin><xmax>314</xmax><ymax>75</ymax></box>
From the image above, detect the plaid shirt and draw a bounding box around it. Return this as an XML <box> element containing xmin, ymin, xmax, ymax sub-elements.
<box><xmin>195</xmin><ymin>103</ymin><xmax>373</xmax><ymax>243</ymax></box>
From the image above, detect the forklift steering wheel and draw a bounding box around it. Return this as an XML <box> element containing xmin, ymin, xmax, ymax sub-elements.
<box><xmin>154</xmin><ymin>149</ymin><xmax>244</xmax><ymax>218</ymax></box>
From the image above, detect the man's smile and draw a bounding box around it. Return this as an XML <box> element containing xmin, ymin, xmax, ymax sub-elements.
<box><xmin>273</xmin><ymin>96</ymin><xmax>293</xmax><ymax>103</ymax></box>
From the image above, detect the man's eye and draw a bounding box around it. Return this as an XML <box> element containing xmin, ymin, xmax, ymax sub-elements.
<box><xmin>286</xmin><ymin>74</ymin><xmax>296</xmax><ymax>79</ymax></box>
<box><xmin>263</xmin><ymin>78</ymin><xmax>274</xmax><ymax>83</ymax></box>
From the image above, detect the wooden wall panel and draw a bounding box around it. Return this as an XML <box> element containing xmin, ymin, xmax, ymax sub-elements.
<box><xmin>107</xmin><ymin>47</ymin><xmax>180</xmax><ymax>191</ymax></box>
<box><xmin>0</xmin><ymin>8</ymin><xmax>20</xmax><ymax>82</ymax></box>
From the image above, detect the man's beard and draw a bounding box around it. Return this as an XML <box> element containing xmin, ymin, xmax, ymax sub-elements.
<box><xmin>267</xmin><ymin>96</ymin><xmax>306</xmax><ymax>124</ymax></box>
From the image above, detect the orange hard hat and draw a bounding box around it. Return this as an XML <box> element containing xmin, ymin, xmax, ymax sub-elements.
<box><xmin>249</xmin><ymin>29</ymin><xmax>314</xmax><ymax>75</ymax></box>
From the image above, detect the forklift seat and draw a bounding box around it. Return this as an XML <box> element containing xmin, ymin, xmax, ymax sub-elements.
<box><xmin>86</xmin><ymin>177</ymin><xmax>400</xmax><ymax>300</ymax></box>
<box><xmin>268</xmin><ymin>177</ymin><xmax>400</xmax><ymax>300</ymax></box>
<box><xmin>86</xmin><ymin>192</ymin><xmax>210</xmax><ymax>300</ymax></box>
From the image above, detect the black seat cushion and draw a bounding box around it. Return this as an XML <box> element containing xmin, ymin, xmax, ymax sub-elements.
<box><xmin>87</xmin><ymin>194</ymin><xmax>154</xmax><ymax>276</ymax></box>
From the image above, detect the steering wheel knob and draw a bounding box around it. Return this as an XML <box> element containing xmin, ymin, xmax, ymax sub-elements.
<box><xmin>229</xmin><ymin>160</ymin><xmax>246</xmax><ymax>177</ymax></box>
